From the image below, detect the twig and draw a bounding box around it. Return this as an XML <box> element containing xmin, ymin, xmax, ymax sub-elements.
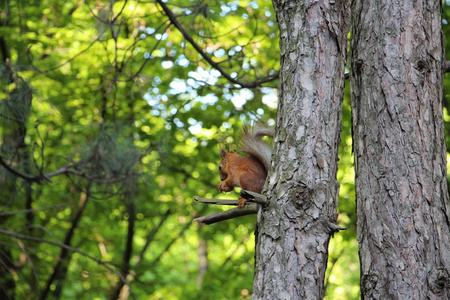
<box><xmin>0</xmin><ymin>155</ymin><xmax>48</xmax><ymax>183</ymax></box>
<box><xmin>155</xmin><ymin>0</ymin><xmax>278</xmax><ymax>88</ymax></box>
<box><xmin>193</xmin><ymin>190</ymin><xmax>268</xmax><ymax>224</ymax></box>
<box><xmin>194</xmin><ymin>190</ymin><xmax>268</xmax><ymax>207</ymax></box>
<box><xmin>325</xmin><ymin>221</ymin><xmax>347</xmax><ymax>235</ymax></box>
<box><xmin>0</xmin><ymin>153</ymin><xmax>142</xmax><ymax>185</ymax></box>
<box><xmin>194</xmin><ymin>197</ymin><xmax>239</xmax><ymax>206</ymax></box>
<box><xmin>0</xmin><ymin>203</ymin><xmax>68</xmax><ymax>216</ymax></box>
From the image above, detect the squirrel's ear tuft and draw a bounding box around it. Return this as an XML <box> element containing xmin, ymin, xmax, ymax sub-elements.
<box><xmin>220</xmin><ymin>147</ymin><xmax>227</xmax><ymax>158</ymax></box>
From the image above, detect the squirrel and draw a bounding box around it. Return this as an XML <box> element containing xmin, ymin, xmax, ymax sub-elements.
<box><xmin>217</xmin><ymin>124</ymin><xmax>275</xmax><ymax>207</ymax></box>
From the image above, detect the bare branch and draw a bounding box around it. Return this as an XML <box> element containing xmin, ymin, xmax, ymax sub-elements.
<box><xmin>194</xmin><ymin>197</ymin><xmax>239</xmax><ymax>206</ymax></box>
<box><xmin>0</xmin><ymin>152</ymin><xmax>143</xmax><ymax>185</ymax></box>
<box><xmin>122</xmin><ymin>22</ymin><xmax>171</xmax><ymax>81</ymax></box>
<box><xmin>194</xmin><ymin>205</ymin><xmax>258</xmax><ymax>225</ymax></box>
<box><xmin>193</xmin><ymin>190</ymin><xmax>269</xmax><ymax>224</ymax></box>
<box><xmin>0</xmin><ymin>203</ymin><xmax>68</xmax><ymax>217</ymax></box>
<box><xmin>112</xmin><ymin>0</ymin><xmax>129</xmax><ymax>22</ymax></box>
<box><xmin>28</xmin><ymin>33</ymin><xmax>105</xmax><ymax>74</ymax></box>
<box><xmin>240</xmin><ymin>190</ymin><xmax>269</xmax><ymax>206</ymax></box>
<box><xmin>0</xmin><ymin>155</ymin><xmax>48</xmax><ymax>183</ymax></box>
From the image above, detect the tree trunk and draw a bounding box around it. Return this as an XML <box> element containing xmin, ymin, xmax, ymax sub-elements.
<box><xmin>0</xmin><ymin>66</ymin><xmax>33</xmax><ymax>299</ymax></box>
<box><xmin>252</xmin><ymin>1</ymin><xmax>350</xmax><ymax>298</ymax></box>
<box><xmin>350</xmin><ymin>0</ymin><xmax>450</xmax><ymax>298</ymax></box>
<box><xmin>40</xmin><ymin>188</ymin><xmax>90</xmax><ymax>300</ymax></box>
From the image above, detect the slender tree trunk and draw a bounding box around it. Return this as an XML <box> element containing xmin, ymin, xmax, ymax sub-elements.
<box><xmin>196</xmin><ymin>235</ymin><xmax>208</xmax><ymax>290</ymax></box>
<box><xmin>40</xmin><ymin>187</ymin><xmax>91</xmax><ymax>300</ymax></box>
<box><xmin>351</xmin><ymin>0</ymin><xmax>450</xmax><ymax>298</ymax></box>
<box><xmin>252</xmin><ymin>1</ymin><xmax>350</xmax><ymax>298</ymax></box>
<box><xmin>111</xmin><ymin>195</ymin><xmax>135</xmax><ymax>300</ymax></box>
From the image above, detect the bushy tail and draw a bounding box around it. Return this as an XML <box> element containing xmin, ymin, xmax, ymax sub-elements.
<box><xmin>240</xmin><ymin>124</ymin><xmax>274</xmax><ymax>172</ymax></box>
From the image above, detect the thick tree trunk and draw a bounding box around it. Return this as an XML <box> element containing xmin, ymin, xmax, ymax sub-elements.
<box><xmin>252</xmin><ymin>1</ymin><xmax>350</xmax><ymax>298</ymax></box>
<box><xmin>351</xmin><ymin>0</ymin><xmax>450</xmax><ymax>299</ymax></box>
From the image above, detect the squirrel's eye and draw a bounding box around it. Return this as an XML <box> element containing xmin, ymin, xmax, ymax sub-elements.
<box><xmin>219</xmin><ymin>165</ymin><xmax>222</xmax><ymax>171</ymax></box>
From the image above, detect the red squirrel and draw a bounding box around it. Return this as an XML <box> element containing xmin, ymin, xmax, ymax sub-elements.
<box><xmin>218</xmin><ymin>125</ymin><xmax>274</xmax><ymax>207</ymax></box>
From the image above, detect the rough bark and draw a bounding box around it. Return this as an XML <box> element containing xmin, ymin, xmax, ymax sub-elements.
<box><xmin>252</xmin><ymin>1</ymin><xmax>350</xmax><ymax>299</ymax></box>
<box><xmin>351</xmin><ymin>0</ymin><xmax>450</xmax><ymax>298</ymax></box>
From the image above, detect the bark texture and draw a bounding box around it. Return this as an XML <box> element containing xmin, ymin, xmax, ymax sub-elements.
<box><xmin>252</xmin><ymin>1</ymin><xmax>350</xmax><ymax>298</ymax></box>
<box><xmin>351</xmin><ymin>1</ymin><xmax>450</xmax><ymax>299</ymax></box>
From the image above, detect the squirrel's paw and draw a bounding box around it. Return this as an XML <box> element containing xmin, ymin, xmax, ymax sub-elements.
<box><xmin>218</xmin><ymin>182</ymin><xmax>233</xmax><ymax>192</ymax></box>
<box><xmin>237</xmin><ymin>198</ymin><xmax>246</xmax><ymax>208</ymax></box>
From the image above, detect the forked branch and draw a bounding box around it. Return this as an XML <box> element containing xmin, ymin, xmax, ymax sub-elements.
<box><xmin>193</xmin><ymin>190</ymin><xmax>268</xmax><ymax>225</ymax></box>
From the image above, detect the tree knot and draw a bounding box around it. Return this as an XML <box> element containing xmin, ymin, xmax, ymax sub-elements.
<box><xmin>428</xmin><ymin>268</ymin><xmax>450</xmax><ymax>295</ymax></box>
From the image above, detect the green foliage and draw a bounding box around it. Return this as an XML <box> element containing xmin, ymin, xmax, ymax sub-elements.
<box><xmin>0</xmin><ymin>1</ymin><xmax>277</xmax><ymax>299</ymax></box>
<box><xmin>1</xmin><ymin>0</ymin><xmax>449</xmax><ymax>299</ymax></box>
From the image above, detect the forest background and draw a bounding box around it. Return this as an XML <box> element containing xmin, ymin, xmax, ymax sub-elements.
<box><xmin>1</xmin><ymin>0</ymin><xmax>450</xmax><ymax>299</ymax></box>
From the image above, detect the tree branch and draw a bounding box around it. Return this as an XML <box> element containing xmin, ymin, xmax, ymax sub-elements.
<box><xmin>193</xmin><ymin>190</ymin><xmax>268</xmax><ymax>224</ymax></box>
<box><xmin>0</xmin><ymin>156</ymin><xmax>50</xmax><ymax>183</ymax></box>
<box><xmin>194</xmin><ymin>197</ymin><xmax>239</xmax><ymax>206</ymax></box>
<box><xmin>0</xmin><ymin>153</ymin><xmax>143</xmax><ymax>185</ymax></box>
<box><xmin>0</xmin><ymin>228</ymin><xmax>133</xmax><ymax>298</ymax></box>
<box><xmin>0</xmin><ymin>155</ymin><xmax>92</xmax><ymax>184</ymax></box>
<box><xmin>28</xmin><ymin>27</ymin><xmax>107</xmax><ymax>74</ymax></box>
<box><xmin>240</xmin><ymin>190</ymin><xmax>269</xmax><ymax>206</ymax></box>
<box><xmin>325</xmin><ymin>220</ymin><xmax>347</xmax><ymax>235</ymax></box>
<box><xmin>194</xmin><ymin>206</ymin><xmax>258</xmax><ymax>225</ymax></box>
<box><xmin>155</xmin><ymin>0</ymin><xmax>278</xmax><ymax>88</ymax></box>
<box><xmin>0</xmin><ymin>203</ymin><xmax>68</xmax><ymax>217</ymax></box>
<box><xmin>195</xmin><ymin>190</ymin><xmax>268</xmax><ymax>207</ymax></box>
